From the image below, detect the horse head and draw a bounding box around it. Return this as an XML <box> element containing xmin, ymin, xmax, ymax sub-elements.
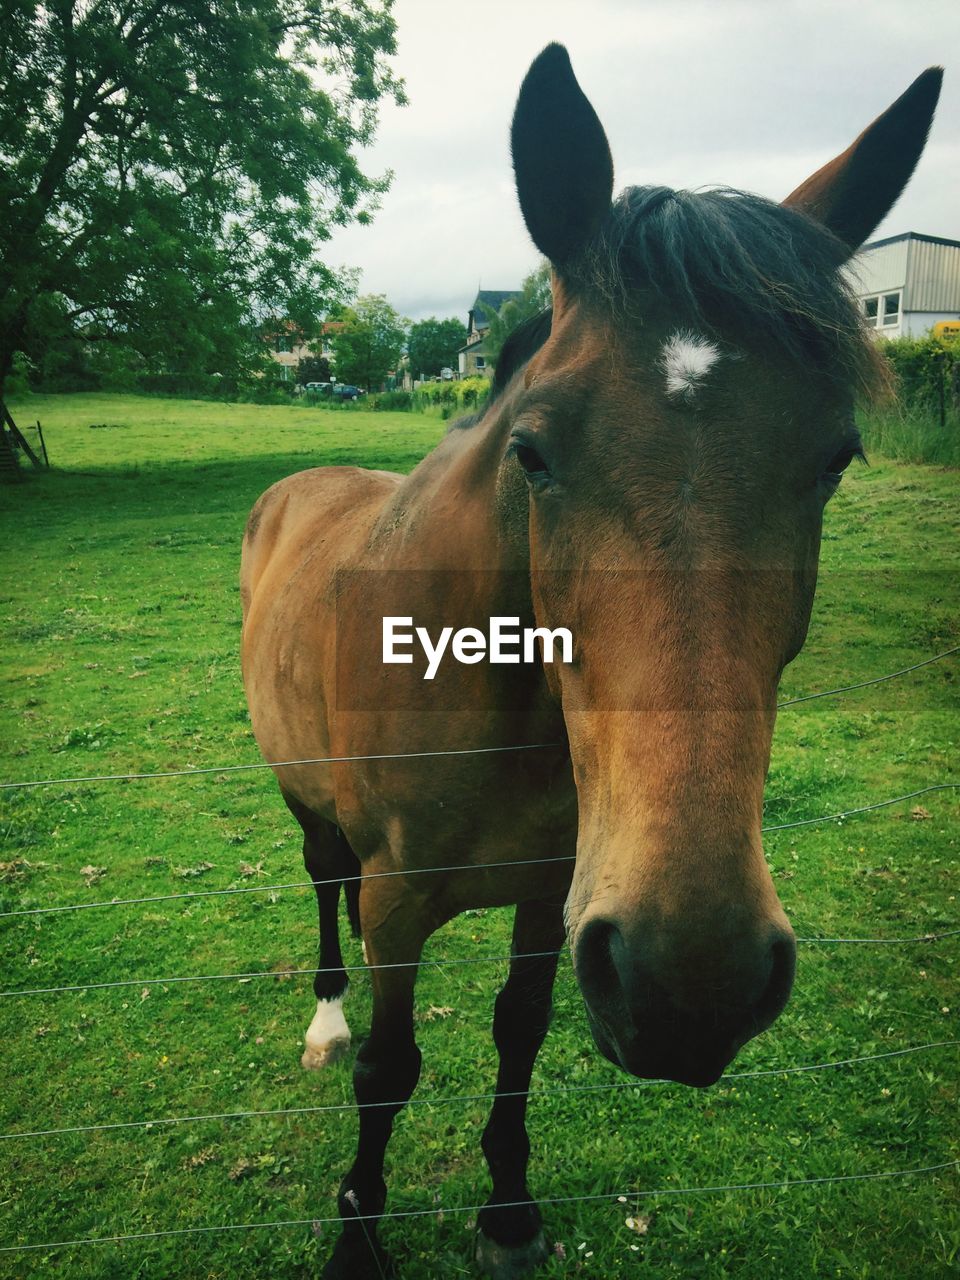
<box><xmin>503</xmin><ymin>45</ymin><xmax>940</xmax><ymax>1085</ymax></box>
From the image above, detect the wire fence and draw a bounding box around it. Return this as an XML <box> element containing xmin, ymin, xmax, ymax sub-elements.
<box><xmin>3</xmin><ymin>922</ymin><xmax>960</xmax><ymax>1001</ymax></box>
<box><xmin>3</xmin><ymin>773</ymin><xmax>957</xmax><ymax>926</ymax></box>
<box><xmin>2</xmin><ymin>1158</ymin><xmax>957</xmax><ymax>1255</ymax></box>
<box><xmin>1</xmin><ymin>644</ymin><xmax>956</xmax><ymax>794</ymax></box>
<box><xmin>2</xmin><ymin>1038</ymin><xmax>956</xmax><ymax>1144</ymax></box>
<box><xmin>1</xmin><ymin>644</ymin><xmax>957</xmax><ymax>1260</ymax></box>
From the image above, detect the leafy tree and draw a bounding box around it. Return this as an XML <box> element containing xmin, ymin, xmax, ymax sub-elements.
<box><xmin>480</xmin><ymin>262</ymin><xmax>552</xmax><ymax>368</ymax></box>
<box><xmin>407</xmin><ymin>316</ymin><xmax>467</xmax><ymax>381</ymax></box>
<box><xmin>331</xmin><ymin>294</ymin><xmax>406</xmax><ymax>389</ymax></box>
<box><xmin>0</xmin><ymin>0</ymin><xmax>405</xmax><ymax>402</ymax></box>
<box><xmin>298</xmin><ymin>355</ymin><xmax>332</xmax><ymax>385</ymax></box>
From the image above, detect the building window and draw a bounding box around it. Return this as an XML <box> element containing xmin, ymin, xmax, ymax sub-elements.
<box><xmin>475</xmin><ymin>356</ymin><xmax>486</xmax><ymax>370</ymax></box>
<box><xmin>862</xmin><ymin>293</ymin><xmax>901</xmax><ymax>329</ymax></box>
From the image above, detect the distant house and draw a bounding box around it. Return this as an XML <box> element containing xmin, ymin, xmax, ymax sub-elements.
<box><xmin>319</xmin><ymin>320</ymin><xmax>343</xmax><ymax>363</ymax></box>
<box><xmin>458</xmin><ymin>289</ymin><xmax>520</xmax><ymax>377</ymax></box>
<box><xmin>847</xmin><ymin>233</ymin><xmax>960</xmax><ymax>339</ymax></box>
<box><xmin>264</xmin><ymin>321</ymin><xmax>313</xmax><ymax>380</ymax></box>
<box><xmin>264</xmin><ymin>319</ymin><xmax>341</xmax><ymax>380</ymax></box>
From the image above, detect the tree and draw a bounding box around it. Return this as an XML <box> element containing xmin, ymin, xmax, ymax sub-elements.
<box><xmin>480</xmin><ymin>261</ymin><xmax>552</xmax><ymax>368</ymax></box>
<box><xmin>407</xmin><ymin>316</ymin><xmax>467</xmax><ymax>381</ymax></box>
<box><xmin>298</xmin><ymin>354</ymin><xmax>332</xmax><ymax>385</ymax></box>
<box><xmin>0</xmin><ymin>1</ymin><xmax>405</xmax><ymax>402</ymax></box>
<box><xmin>331</xmin><ymin>294</ymin><xmax>406</xmax><ymax>389</ymax></box>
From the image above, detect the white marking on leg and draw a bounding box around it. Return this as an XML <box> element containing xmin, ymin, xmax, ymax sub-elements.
<box><xmin>661</xmin><ymin>331</ymin><xmax>721</xmax><ymax>401</ymax></box>
<box><xmin>301</xmin><ymin>994</ymin><xmax>351</xmax><ymax>1070</ymax></box>
<box><xmin>361</xmin><ymin>936</ymin><xmax>369</xmax><ymax>964</ymax></box>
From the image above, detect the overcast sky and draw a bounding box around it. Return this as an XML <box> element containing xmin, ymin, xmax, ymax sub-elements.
<box><xmin>322</xmin><ymin>0</ymin><xmax>959</xmax><ymax>323</ymax></box>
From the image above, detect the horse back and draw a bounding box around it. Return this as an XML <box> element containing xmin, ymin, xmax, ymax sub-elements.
<box><xmin>240</xmin><ymin>465</ymin><xmax>402</xmax><ymax>817</ymax></box>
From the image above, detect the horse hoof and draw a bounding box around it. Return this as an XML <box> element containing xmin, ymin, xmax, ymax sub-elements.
<box><xmin>301</xmin><ymin>1035</ymin><xmax>351</xmax><ymax>1070</ymax></box>
<box><xmin>302</xmin><ymin>998</ymin><xmax>351</xmax><ymax>1069</ymax></box>
<box><xmin>475</xmin><ymin>1228</ymin><xmax>549</xmax><ymax>1278</ymax></box>
<box><xmin>321</xmin><ymin>1231</ymin><xmax>395</xmax><ymax>1279</ymax></box>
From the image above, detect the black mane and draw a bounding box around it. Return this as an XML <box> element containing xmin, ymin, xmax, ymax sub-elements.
<box><xmin>451</xmin><ymin>184</ymin><xmax>882</xmax><ymax>433</ymax></box>
<box><xmin>580</xmin><ymin>185</ymin><xmax>882</xmax><ymax>391</ymax></box>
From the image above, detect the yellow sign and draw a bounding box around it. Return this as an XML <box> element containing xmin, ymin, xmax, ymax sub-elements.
<box><xmin>932</xmin><ymin>320</ymin><xmax>960</xmax><ymax>341</ymax></box>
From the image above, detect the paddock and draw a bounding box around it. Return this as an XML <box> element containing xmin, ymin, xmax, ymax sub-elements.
<box><xmin>0</xmin><ymin>395</ymin><xmax>957</xmax><ymax>1277</ymax></box>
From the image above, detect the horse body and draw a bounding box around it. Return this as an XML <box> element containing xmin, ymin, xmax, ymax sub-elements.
<box><xmin>240</xmin><ymin>427</ymin><xmax>576</xmax><ymax>894</ymax></box>
<box><xmin>240</xmin><ymin>43</ymin><xmax>941</xmax><ymax>1279</ymax></box>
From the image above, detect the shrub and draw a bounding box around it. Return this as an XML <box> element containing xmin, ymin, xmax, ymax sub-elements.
<box><xmin>857</xmin><ymin>404</ymin><xmax>960</xmax><ymax>467</ymax></box>
<box><xmin>411</xmin><ymin>376</ymin><xmax>490</xmax><ymax>415</ymax></box>
<box><xmin>5</xmin><ymin>352</ymin><xmax>33</xmax><ymax>398</ymax></box>
<box><xmin>137</xmin><ymin>371</ymin><xmax>223</xmax><ymax>398</ymax></box>
<box><xmin>877</xmin><ymin>335</ymin><xmax>959</xmax><ymax>418</ymax></box>
<box><xmin>369</xmin><ymin>390</ymin><xmax>412</xmax><ymax>411</ymax></box>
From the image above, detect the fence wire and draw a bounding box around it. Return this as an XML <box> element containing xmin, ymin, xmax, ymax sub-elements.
<box><xmin>1</xmin><ymin>646</ymin><xmax>956</xmax><ymax>794</ymax></box>
<box><xmin>2</xmin><ymin>561</ymin><xmax>957</xmax><ymax>1262</ymax></box>
<box><xmin>1</xmin><ymin>1038</ymin><xmax>954</xmax><ymax>1145</ymax></box>
<box><xmin>2</xmin><ymin>920</ymin><xmax>959</xmax><ymax>1001</ymax></box>
<box><xmin>1</xmin><ymin>1158</ymin><xmax>956</xmax><ymax>1255</ymax></box>
<box><xmin>2</xmin><ymin>783</ymin><xmax>957</xmax><ymax>923</ymax></box>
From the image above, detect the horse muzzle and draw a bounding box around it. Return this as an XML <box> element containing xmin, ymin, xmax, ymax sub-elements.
<box><xmin>571</xmin><ymin>912</ymin><xmax>797</xmax><ymax>1087</ymax></box>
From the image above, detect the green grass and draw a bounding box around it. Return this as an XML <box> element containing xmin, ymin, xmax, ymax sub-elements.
<box><xmin>1</xmin><ymin>392</ymin><xmax>958</xmax><ymax>1279</ymax></box>
<box><xmin>857</xmin><ymin>403</ymin><xmax>960</xmax><ymax>467</ymax></box>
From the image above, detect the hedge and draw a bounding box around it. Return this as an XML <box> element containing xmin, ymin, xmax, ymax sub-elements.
<box><xmin>877</xmin><ymin>335</ymin><xmax>959</xmax><ymax>418</ymax></box>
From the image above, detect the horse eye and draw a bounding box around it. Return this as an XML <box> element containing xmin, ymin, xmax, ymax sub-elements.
<box><xmin>511</xmin><ymin>441</ymin><xmax>551</xmax><ymax>480</ymax></box>
<box><xmin>820</xmin><ymin>443</ymin><xmax>866</xmax><ymax>493</ymax></box>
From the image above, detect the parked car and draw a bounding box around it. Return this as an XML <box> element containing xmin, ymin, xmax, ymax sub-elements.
<box><xmin>333</xmin><ymin>384</ymin><xmax>362</xmax><ymax>400</ymax></box>
<box><xmin>304</xmin><ymin>381</ymin><xmax>334</xmax><ymax>396</ymax></box>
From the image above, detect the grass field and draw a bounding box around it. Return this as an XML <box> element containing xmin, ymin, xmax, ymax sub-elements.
<box><xmin>1</xmin><ymin>391</ymin><xmax>958</xmax><ymax>1278</ymax></box>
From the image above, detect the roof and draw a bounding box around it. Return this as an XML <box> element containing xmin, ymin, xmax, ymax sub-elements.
<box><xmin>470</xmin><ymin>289</ymin><xmax>521</xmax><ymax>329</ymax></box>
<box><xmin>861</xmin><ymin>231</ymin><xmax>960</xmax><ymax>252</ymax></box>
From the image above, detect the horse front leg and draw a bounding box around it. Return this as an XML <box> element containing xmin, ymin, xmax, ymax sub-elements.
<box><xmin>321</xmin><ymin>874</ymin><xmax>427</xmax><ymax>1280</ymax></box>
<box><xmin>476</xmin><ymin>897</ymin><xmax>565</xmax><ymax>1279</ymax></box>
<box><xmin>283</xmin><ymin>795</ymin><xmax>360</xmax><ymax>1070</ymax></box>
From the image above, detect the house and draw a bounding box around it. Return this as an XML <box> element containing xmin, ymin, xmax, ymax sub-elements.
<box><xmin>264</xmin><ymin>321</ymin><xmax>313</xmax><ymax>380</ymax></box>
<box><xmin>847</xmin><ymin>233</ymin><xmax>960</xmax><ymax>339</ymax></box>
<box><xmin>264</xmin><ymin>319</ymin><xmax>341</xmax><ymax>380</ymax></box>
<box><xmin>458</xmin><ymin>289</ymin><xmax>520</xmax><ymax>377</ymax></box>
<box><xmin>318</xmin><ymin>320</ymin><xmax>343</xmax><ymax>362</ymax></box>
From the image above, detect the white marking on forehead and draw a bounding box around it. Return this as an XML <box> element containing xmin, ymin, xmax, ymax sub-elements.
<box><xmin>661</xmin><ymin>331</ymin><xmax>721</xmax><ymax>401</ymax></box>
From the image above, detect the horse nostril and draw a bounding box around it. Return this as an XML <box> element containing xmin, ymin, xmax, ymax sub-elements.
<box><xmin>574</xmin><ymin>917</ymin><xmax>625</xmax><ymax>1008</ymax></box>
<box><xmin>755</xmin><ymin>929</ymin><xmax>797</xmax><ymax>1024</ymax></box>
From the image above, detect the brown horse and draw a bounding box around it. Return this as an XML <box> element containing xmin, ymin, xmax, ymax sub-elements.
<box><xmin>240</xmin><ymin>45</ymin><xmax>941</xmax><ymax>1279</ymax></box>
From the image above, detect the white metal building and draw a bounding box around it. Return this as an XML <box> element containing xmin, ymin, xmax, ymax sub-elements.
<box><xmin>846</xmin><ymin>232</ymin><xmax>960</xmax><ymax>338</ymax></box>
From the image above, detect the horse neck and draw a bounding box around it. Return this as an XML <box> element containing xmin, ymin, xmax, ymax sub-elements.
<box><xmin>379</xmin><ymin>396</ymin><xmax>531</xmax><ymax>587</ymax></box>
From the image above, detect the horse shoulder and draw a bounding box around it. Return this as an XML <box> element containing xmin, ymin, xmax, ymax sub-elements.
<box><xmin>240</xmin><ymin>466</ymin><xmax>402</xmax><ymax>616</ymax></box>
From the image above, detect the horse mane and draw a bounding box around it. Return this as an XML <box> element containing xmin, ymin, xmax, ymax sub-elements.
<box><xmin>450</xmin><ymin>184</ymin><xmax>884</xmax><ymax>433</ymax></box>
<box><xmin>579</xmin><ymin>185</ymin><xmax>886</xmax><ymax>395</ymax></box>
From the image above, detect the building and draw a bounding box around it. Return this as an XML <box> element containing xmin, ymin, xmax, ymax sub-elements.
<box><xmin>264</xmin><ymin>319</ymin><xmax>341</xmax><ymax>381</ymax></box>
<box><xmin>847</xmin><ymin>233</ymin><xmax>960</xmax><ymax>339</ymax></box>
<box><xmin>458</xmin><ymin>289</ymin><xmax>520</xmax><ymax>377</ymax></box>
<box><xmin>264</xmin><ymin>321</ymin><xmax>312</xmax><ymax>380</ymax></box>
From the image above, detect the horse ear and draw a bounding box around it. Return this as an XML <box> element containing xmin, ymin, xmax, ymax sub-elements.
<box><xmin>511</xmin><ymin>44</ymin><xmax>614</xmax><ymax>268</ymax></box>
<box><xmin>782</xmin><ymin>68</ymin><xmax>942</xmax><ymax>256</ymax></box>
